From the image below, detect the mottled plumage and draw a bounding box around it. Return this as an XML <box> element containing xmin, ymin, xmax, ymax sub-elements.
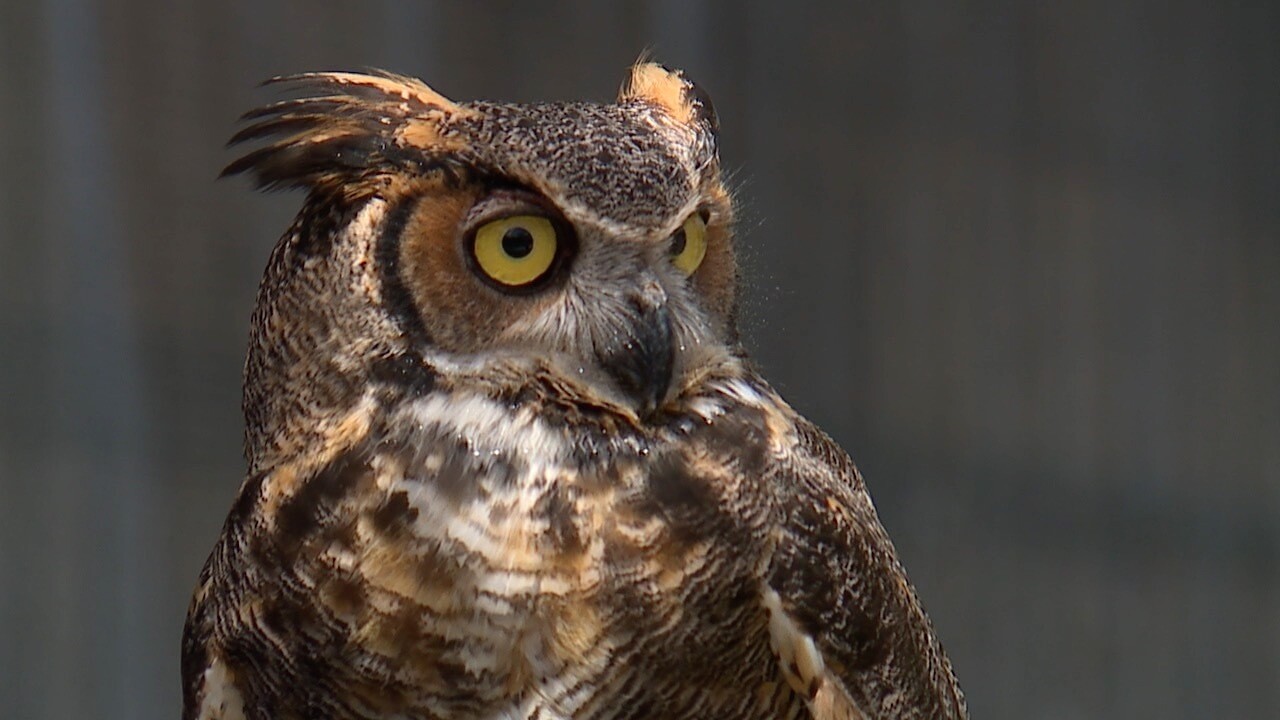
<box><xmin>183</xmin><ymin>64</ymin><xmax>967</xmax><ymax>720</ymax></box>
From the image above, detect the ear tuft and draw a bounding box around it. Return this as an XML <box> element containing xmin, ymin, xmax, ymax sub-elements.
<box><xmin>618</xmin><ymin>62</ymin><xmax>718</xmax><ymax>132</ymax></box>
<box><xmin>223</xmin><ymin>70</ymin><xmax>477</xmax><ymax>192</ymax></box>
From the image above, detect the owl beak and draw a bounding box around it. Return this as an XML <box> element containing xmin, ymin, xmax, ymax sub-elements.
<box><xmin>597</xmin><ymin>283</ymin><xmax>674</xmax><ymax>419</ymax></box>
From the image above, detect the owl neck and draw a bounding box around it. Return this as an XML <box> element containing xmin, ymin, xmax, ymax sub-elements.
<box><xmin>241</xmin><ymin>197</ymin><xmax>411</xmax><ymax>475</ymax></box>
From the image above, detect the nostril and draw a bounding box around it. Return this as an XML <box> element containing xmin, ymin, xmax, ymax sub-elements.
<box><xmin>629</xmin><ymin>279</ymin><xmax>667</xmax><ymax>313</ymax></box>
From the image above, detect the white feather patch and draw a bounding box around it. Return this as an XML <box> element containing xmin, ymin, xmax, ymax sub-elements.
<box><xmin>194</xmin><ymin>655</ymin><xmax>246</xmax><ymax>720</ymax></box>
<box><xmin>719</xmin><ymin>378</ymin><xmax>768</xmax><ymax>407</ymax></box>
<box><xmin>763</xmin><ymin>585</ymin><xmax>827</xmax><ymax>699</ymax></box>
<box><xmin>763</xmin><ymin>585</ymin><xmax>868</xmax><ymax>720</ymax></box>
<box><xmin>408</xmin><ymin>392</ymin><xmax>567</xmax><ymax>462</ymax></box>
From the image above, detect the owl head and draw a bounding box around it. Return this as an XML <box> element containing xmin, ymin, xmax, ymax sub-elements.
<box><xmin>229</xmin><ymin>64</ymin><xmax>740</xmax><ymax>472</ymax></box>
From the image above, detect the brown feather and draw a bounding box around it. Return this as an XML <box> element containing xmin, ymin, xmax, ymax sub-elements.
<box><xmin>222</xmin><ymin>71</ymin><xmax>475</xmax><ymax>191</ymax></box>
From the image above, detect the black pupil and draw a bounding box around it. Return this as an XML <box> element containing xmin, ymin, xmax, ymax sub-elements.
<box><xmin>502</xmin><ymin>227</ymin><xmax>535</xmax><ymax>258</ymax></box>
<box><xmin>670</xmin><ymin>228</ymin><xmax>688</xmax><ymax>256</ymax></box>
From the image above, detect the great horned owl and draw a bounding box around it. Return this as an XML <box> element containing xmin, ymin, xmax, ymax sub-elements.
<box><xmin>182</xmin><ymin>64</ymin><xmax>967</xmax><ymax>720</ymax></box>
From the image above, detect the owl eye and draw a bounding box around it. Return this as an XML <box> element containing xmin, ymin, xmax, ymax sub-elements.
<box><xmin>471</xmin><ymin>215</ymin><xmax>559</xmax><ymax>287</ymax></box>
<box><xmin>669</xmin><ymin>212</ymin><xmax>708</xmax><ymax>275</ymax></box>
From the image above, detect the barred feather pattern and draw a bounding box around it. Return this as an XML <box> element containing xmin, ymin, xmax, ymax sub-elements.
<box><xmin>184</xmin><ymin>363</ymin><xmax>965</xmax><ymax>719</ymax></box>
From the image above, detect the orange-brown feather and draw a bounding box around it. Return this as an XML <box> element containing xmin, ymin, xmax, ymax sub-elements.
<box><xmin>620</xmin><ymin>63</ymin><xmax>700</xmax><ymax>125</ymax></box>
<box><xmin>223</xmin><ymin>71</ymin><xmax>475</xmax><ymax>192</ymax></box>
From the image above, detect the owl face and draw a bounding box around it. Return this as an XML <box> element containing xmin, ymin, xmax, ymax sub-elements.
<box><xmin>395</xmin><ymin>102</ymin><xmax>736</xmax><ymax>416</ymax></box>
<box><xmin>231</xmin><ymin>65</ymin><xmax>738</xmax><ymax>425</ymax></box>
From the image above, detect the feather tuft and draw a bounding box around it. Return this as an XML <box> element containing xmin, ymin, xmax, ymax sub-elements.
<box><xmin>223</xmin><ymin>70</ymin><xmax>477</xmax><ymax>191</ymax></box>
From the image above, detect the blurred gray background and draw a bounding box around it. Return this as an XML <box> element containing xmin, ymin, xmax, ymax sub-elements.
<box><xmin>1</xmin><ymin>2</ymin><xmax>1277</xmax><ymax>719</ymax></box>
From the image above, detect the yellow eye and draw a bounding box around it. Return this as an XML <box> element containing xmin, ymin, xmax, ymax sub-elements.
<box><xmin>471</xmin><ymin>215</ymin><xmax>559</xmax><ymax>287</ymax></box>
<box><xmin>670</xmin><ymin>213</ymin><xmax>708</xmax><ymax>275</ymax></box>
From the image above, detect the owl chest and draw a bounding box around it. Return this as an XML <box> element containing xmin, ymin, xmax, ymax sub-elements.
<box><xmin>330</xmin><ymin>415</ymin><xmax>777</xmax><ymax>717</ymax></box>
<box><xmin>365</xmin><ymin>446</ymin><xmax>660</xmax><ymax>663</ymax></box>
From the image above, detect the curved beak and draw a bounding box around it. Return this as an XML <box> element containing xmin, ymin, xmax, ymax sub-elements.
<box><xmin>595</xmin><ymin>282</ymin><xmax>674</xmax><ymax>419</ymax></box>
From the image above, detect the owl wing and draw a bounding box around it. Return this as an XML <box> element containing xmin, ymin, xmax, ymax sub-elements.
<box><xmin>761</xmin><ymin>419</ymin><xmax>968</xmax><ymax>720</ymax></box>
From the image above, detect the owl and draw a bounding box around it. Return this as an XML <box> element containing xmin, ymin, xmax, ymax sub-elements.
<box><xmin>182</xmin><ymin>64</ymin><xmax>968</xmax><ymax>720</ymax></box>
